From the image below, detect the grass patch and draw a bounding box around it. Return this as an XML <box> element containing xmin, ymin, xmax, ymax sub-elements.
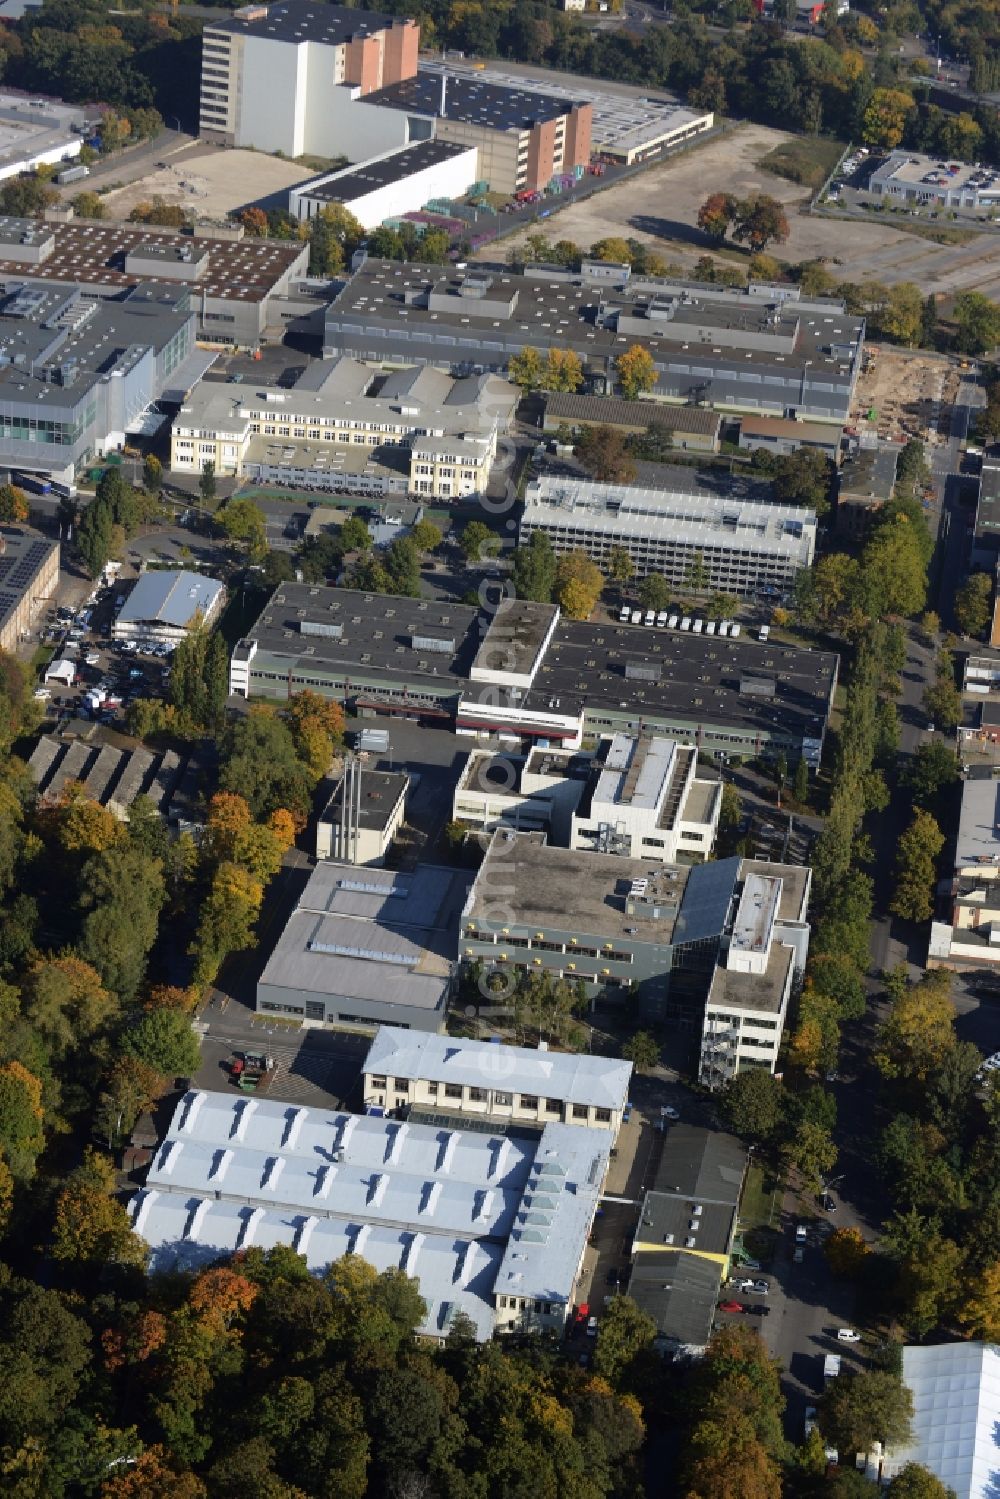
<box><xmin>30</xmin><ymin>643</ymin><xmax>55</xmax><ymax>675</ymax></box>
<box><xmin>740</xmin><ymin>1161</ymin><xmax>782</xmax><ymax>1232</ymax></box>
<box><xmin>294</xmin><ymin>153</ymin><xmax>348</xmax><ymax>173</ymax></box>
<box><xmin>758</xmin><ymin>136</ymin><xmax>845</xmax><ymax>190</ymax></box>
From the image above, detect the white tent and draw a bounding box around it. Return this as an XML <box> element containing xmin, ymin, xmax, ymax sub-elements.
<box><xmin>43</xmin><ymin>658</ymin><xmax>76</xmax><ymax>686</ymax></box>
<box><xmin>883</xmin><ymin>1343</ymin><xmax>1000</xmax><ymax>1499</ymax></box>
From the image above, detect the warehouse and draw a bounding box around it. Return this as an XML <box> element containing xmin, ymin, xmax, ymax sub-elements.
<box><xmin>231</xmin><ymin>585</ymin><xmax>839</xmax><ymax>766</ymax></box>
<box><xmin>257</xmin><ymin>858</ymin><xmax>469</xmax><ymax>1029</ymax></box>
<box><xmin>519</xmin><ymin>474</ymin><xmax>817</xmax><ymax>597</ymax></box>
<box><xmin>289</xmin><ymin>140</ymin><xmax>479</xmax><ymax>228</ymax></box>
<box><xmin>131</xmin><ymin>1086</ymin><xmax>611</xmax><ymax>1340</ymax></box>
<box><xmin>325</xmin><ymin>261</ymin><xmax>865</xmax><ymax>424</ymax></box>
<box><xmin>0</xmin><ymin>92</ymin><xmax>89</xmax><ymax>182</ymax></box>
<box><xmin>0</xmin><ymin>526</ymin><xmax>58</xmax><ymax>651</ymax></box>
<box><xmin>363</xmin><ymin>1025</ymin><xmax>632</xmax><ymax>1135</ymax></box>
<box><xmin>113</xmin><ymin>569</ymin><xmax>225</xmax><ymax>646</ymax></box>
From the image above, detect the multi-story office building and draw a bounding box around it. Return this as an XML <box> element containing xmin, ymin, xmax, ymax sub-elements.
<box><xmin>171</xmin><ymin>357</ymin><xmax>515</xmax><ymax>500</ymax></box>
<box><xmin>0</xmin><ymin>280</ymin><xmax>195</xmax><ymax>484</ymax></box>
<box><xmin>363</xmin><ymin>1026</ymin><xmax>632</xmax><ymax>1136</ymax></box>
<box><xmin>452</xmin><ymin>734</ymin><xmax>721</xmax><ymax>863</ymax></box>
<box><xmin>868</xmin><ymin>150</ymin><xmax>1000</xmax><ymax>213</ymax></box>
<box><xmin>520</xmin><ymin>475</ymin><xmax>817</xmax><ymax>597</ymax></box>
<box><xmin>325</xmin><ymin>260</ymin><xmax>865</xmax><ymax>424</ymax></box>
<box><xmin>461</xmin><ymin>831</ymin><xmax>810</xmax><ymax>1027</ymax></box>
<box><xmin>230</xmin><ymin>587</ymin><xmax>839</xmax><ymax>767</ymax></box>
<box><xmin>199</xmin><ymin>2</ymin><xmax>591</xmax><ymax>196</ymax></box>
<box><xmin>698</xmin><ymin>862</ymin><xmax>811</xmax><ymax>1087</ymax></box>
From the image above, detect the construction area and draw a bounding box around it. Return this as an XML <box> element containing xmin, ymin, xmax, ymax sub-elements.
<box><xmin>850</xmin><ymin>348</ymin><xmax>963</xmax><ymax>448</ymax></box>
<box><xmin>100</xmin><ymin>146</ymin><xmax>315</xmax><ymax>220</ymax></box>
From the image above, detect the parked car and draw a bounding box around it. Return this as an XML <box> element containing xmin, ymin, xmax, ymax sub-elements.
<box><xmin>821</xmin><ymin>1195</ymin><xmax>837</xmax><ymax>1213</ymax></box>
<box><xmin>660</xmin><ymin>1106</ymin><xmax>680</xmax><ymax>1121</ymax></box>
<box><xmin>750</xmin><ymin>1280</ymin><xmax>769</xmax><ymax>1295</ymax></box>
<box><xmin>718</xmin><ymin>1301</ymin><xmax>745</xmax><ymax>1314</ymax></box>
<box><xmin>836</xmin><ymin>1328</ymin><xmax>861</xmax><ymax>1343</ymax></box>
<box><xmin>33</xmin><ymin>687</ymin><xmax>51</xmax><ymax>700</ymax></box>
<box><xmin>795</xmin><ymin>1224</ymin><xmax>808</xmax><ymax>1243</ymax></box>
<box><xmin>586</xmin><ymin>1316</ymin><xmax>599</xmax><ymax>1338</ymax></box>
<box><xmin>729</xmin><ymin>1277</ymin><xmax>754</xmax><ymax>1292</ymax></box>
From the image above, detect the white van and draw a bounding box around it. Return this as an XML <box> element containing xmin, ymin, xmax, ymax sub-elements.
<box><xmin>680</xmin><ymin>616</ymin><xmax>692</xmax><ymax>631</ymax></box>
<box><xmin>631</xmin><ymin>609</ymin><xmax>642</xmax><ymax>624</ymax></box>
<box><xmin>706</xmin><ymin>620</ymin><xmax>717</xmax><ymax>635</ymax></box>
<box><xmin>718</xmin><ymin>620</ymin><xmax>730</xmax><ymax>637</ymax></box>
<box><xmin>643</xmin><ymin>610</ymin><xmax>656</xmax><ymax>627</ymax></box>
<box><xmin>693</xmin><ymin>618</ymin><xmax>704</xmax><ymax>634</ymax></box>
<box><xmin>730</xmin><ymin>622</ymin><xmax>741</xmax><ymax>638</ymax></box>
<box><xmin>668</xmin><ymin>614</ymin><xmax>679</xmax><ymax>629</ymax></box>
<box><xmin>656</xmin><ymin>610</ymin><xmax>669</xmax><ymax>628</ymax></box>
<box><xmin>759</xmin><ymin>624</ymin><xmax>770</xmax><ymax>642</ymax></box>
<box><xmin>618</xmin><ymin>605</ymin><xmax>630</xmax><ymax>622</ymax></box>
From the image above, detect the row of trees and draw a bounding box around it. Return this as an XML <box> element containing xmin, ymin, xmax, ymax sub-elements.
<box><xmin>512</xmin><ymin>532</ymin><xmax>605</xmax><ymax>618</ymax></box>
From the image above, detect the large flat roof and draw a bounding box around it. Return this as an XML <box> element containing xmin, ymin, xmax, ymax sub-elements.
<box><xmin>260</xmin><ymin>860</ymin><xmax>468</xmax><ymax>1012</ymax></box>
<box><xmin>0</xmin><ymin>219</ymin><xmax>305</xmax><ymax>303</ymax></box>
<box><xmin>882</xmin><ymin>1343</ymin><xmax>1000</xmax><ymax>1499</ymax></box>
<box><xmin>118</xmin><ymin>569</ymin><xmax>223</xmax><ymax>630</ymax></box>
<box><xmin>648</xmin><ymin>1122</ymin><xmax>747</xmax><ymax>1206</ymax></box>
<box><xmin>627</xmin><ymin>1250</ymin><xmax>721</xmax><ymax>1348</ymax></box>
<box><xmin>707</xmin><ymin>940</ymin><xmax>794</xmax><ymax>1015</ymax></box>
<box><xmin>957</xmin><ymin>778</ymin><xmax>1000</xmax><ymax>868</ymax></box>
<box><xmin>364</xmin><ymin>1026</ymin><xmax>632</xmax><ymax>1113</ymax></box>
<box><xmin>543</xmin><ymin>392</ymin><xmax>722</xmax><ymax>436</ymax></box>
<box><xmin>368</xmin><ymin>68</ymin><xmax>578</xmax><ymax>130</ymax></box>
<box><xmin>294</xmin><ymin>140</ymin><xmax>473</xmax><ymax>204</ymax></box>
<box><xmin>208</xmin><ymin>1</ymin><xmax>403</xmax><ymax>44</ymax></box>
<box><xmin>131</xmin><ymin>1088</ymin><xmax>610</xmax><ymax>1337</ymax></box>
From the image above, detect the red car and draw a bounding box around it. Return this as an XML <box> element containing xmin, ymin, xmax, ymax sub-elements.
<box><xmin>718</xmin><ymin>1300</ymin><xmax>746</xmax><ymax>1314</ymax></box>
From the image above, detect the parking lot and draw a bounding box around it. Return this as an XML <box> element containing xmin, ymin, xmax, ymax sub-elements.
<box><xmin>35</xmin><ymin>580</ymin><xmax>174</xmax><ymax>730</ymax></box>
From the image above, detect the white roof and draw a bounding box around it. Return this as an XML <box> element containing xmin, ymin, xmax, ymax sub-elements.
<box><xmin>957</xmin><ymin>779</ymin><xmax>1000</xmax><ymax>869</ymax></box>
<box><xmin>883</xmin><ymin>1343</ymin><xmax>1000</xmax><ymax>1499</ymax></box>
<box><xmin>43</xmin><ymin>657</ymin><xmax>76</xmax><ymax>684</ymax></box>
<box><xmin>363</xmin><ymin>1027</ymin><xmax>632</xmax><ymax>1112</ymax></box>
<box><xmin>130</xmin><ymin>1089</ymin><xmax>609</xmax><ymax>1338</ymax></box>
<box><xmin>118</xmin><ymin>569</ymin><xmax>224</xmax><ymax>630</ymax></box>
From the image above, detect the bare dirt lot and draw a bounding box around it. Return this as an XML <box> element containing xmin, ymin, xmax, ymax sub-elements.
<box><xmin>850</xmin><ymin>347</ymin><xmax>960</xmax><ymax>447</ymax></box>
<box><xmin>101</xmin><ymin>145</ymin><xmax>314</xmax><ymax>220</ymax></box>
<box><xmin>482</xmin><ymin>123</ymin><xmax>1000</xmax><ymax>298</ymax></box>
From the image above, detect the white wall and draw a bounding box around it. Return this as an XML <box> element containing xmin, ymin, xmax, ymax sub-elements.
<box><xmin>238</xmin><ymin>35</ymin><xmax>307</xmax><ymax>154</ymax></box>
<box><xmin>335</xmin><ymin>145</ymin><xmax>478</xmax><ymax>229</ymax></box>
<box><xmin>300</xmin><ymin>84</ymin><xmax>411</xmax><ymax>164</ymax></box>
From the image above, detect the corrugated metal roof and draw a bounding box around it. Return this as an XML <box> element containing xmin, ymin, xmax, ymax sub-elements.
<box><xmin>118</xmin><ymin>569</ymin><xmax>224</xmax><ymax>630</ymax></box>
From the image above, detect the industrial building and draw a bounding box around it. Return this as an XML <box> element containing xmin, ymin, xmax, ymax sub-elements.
<box><xmin>315</xmin><ymin>764</ymin><xmax>408</xmax><ymax>863</ymax></box>
<box><xmin>0</xmin><ymin>216</ymin><xmax>309</xmax><ymax>347</ymax></box>
<box><xmin>542</xmin><ymin>392</ymin><xmax>722</xmax><ymax>452</ymax></box>
<box><xmin>0</xmin><ymin>281</ymin><xmax>196</xmax><ymax>485</ymax></box>
<box><xmin>363</xmin><ymin>1026</ymin><xmax>632</xmax><ymax>1136</ymax></box>
<box><xmin>256</xmin><ymin>858</ymin><xmax>469</xmax><ymax>1030</ymax></box>
<box><xmin>113</xmin><ymin>569</ymin><xmax>225</xmax><ymax>646</ymax></box>
<box><xmin>461</xmin><ymin>831</ymin><xmax>810</xmax><ymax>1027</ymax></box>
<box><xmin>230</xmin><ymin>586</ymin><xmax>839</xmax><ymax>766</ymax></box>
<box><xmin>324</xmin><ymin>260</ymin><xmax>865</xmax><ymax>424</ymax></box>
<box><xmin>170</xmin><ymin>357</ymin><xmax>515</xmax><ymax>500</ymax></box>
<box><xmin>130</xmin><ymin>1085</ymin><xmax>612</xmax><ymax>1340</ymax></box>
<box><xmin>736</xmin><ymin>415</ymin><xmax>842</xmax><ymax>462</ymax></box>
<box><xmin>0</xmin><ymin>92</ymin><xmax>89</xmax><ymax>183</ymax></box>
<box><xmin>199</xmin><ymin>2</ymin><xmax>591</xmax><ymax>196</ymax></box>
<box><xmin>28</xmin><ymin>731</ymin><xmax>203</xmax><ymax>827</ymax></box>
<box><xmin>867</xmin><ymin>150</ymin><xmax>1000</xmax><ymax>212</ymax></box>
<box><xmin>627</xmin><ymin>1125</ymin><xmax>747</xmax><ymax>1353</ymax></box>
<box><xmin>836</xmin><ymin>442</ymin><xmax>899</xmax><ymax>537</ymax></box>
<box><xmin>289</xmin><ymin>140</ymin><xmax>478</xmax><ymax>227</ymax></box>
<box><xmin>879</xmin><ymin>1343</ymin><xmax>1000</xmax><ymax>1499</ymax></box>
<box><xmin>0</xmin><ymin>526</ymin><xmax>58</xmax><ymax>651</ymax></box>
<box><xmin>452</xmin><ymin>733</ymin><xmax>721</xmax><ymax>863</ymax></box>
<box><xmin>519</xmin><ymin>474</ymin><xmax>817</xmax><ymax>597</ymax></box>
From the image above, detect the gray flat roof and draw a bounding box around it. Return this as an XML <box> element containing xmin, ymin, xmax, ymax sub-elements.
<box><xmin>471</xmin><ymin>597</ymin><xmax>558</xmax><ymax>680</ymax></box>
<box><xmin>367</xmin><ymin>68</ymin><xmax>578</xmax><ymax>130</ymax></box>
<box><xmin>957</xmin><ymin>778</ymin><xmax>1000</xmax><ymax>868</ymax></box>
<box><xmin>117</xmin><ymin>569</ymin><xmax>223</xmax><ymax>629</ymax></box>
<box><xmin>637</xmin><ymin>1188</ymin><xmax>735</xmax><ymax>1256</ymax></box>
<box><xmin>544</xmin><ymin>392</ymin><xmax>722</xmax><ymax>435</ymax></box>
<box><xmin>208</xmin><ymin>1</ymin><xmax>402</xmax><ymax>44</ymax></box>
<box><xmin>707</xmin><ymin>940</ymin><xmax>793</xmax><ymax>1015</ymax></box>
<box><xmin>365</xmin><ymin>1026</ymin><xmax>632</xmax><ymax>1113</ymax></box>
<box><xmin>320</xmin><ymin>768</ymin><xmax>408</xmax><ymax>834</ymax></box>
<box><xmin>649</xmin><ymin>1123</ymin><xmax>747</xmax><ymax>1205</ymax></box>
<box><xmin>627</xmin><ymin>1251</ymin><xmax>721</xmax><ymax>1347</ymax></box>
<box><xmin>260</xmin><ymin>860</ymin><xmax>468</xmax><ymax>1010</ymax></box>
<box><xmin>839</xmin><ymin>443</ymin><xmax>899</xmax><ymax>502</ymax></box>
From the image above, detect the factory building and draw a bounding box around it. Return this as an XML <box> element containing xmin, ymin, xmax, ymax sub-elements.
<box><xmin>0</xmin><ymin>526</ymin><xmax>58</xmax><ymax>651</ymax></box>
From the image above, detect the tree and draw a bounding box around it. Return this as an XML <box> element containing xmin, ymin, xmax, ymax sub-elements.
<box><xmin>0</xmin><ymin>483</ymin><xmax>28</xmax><ymax>522</ymax></box>
<box><xmin>622</xmin><ymin>1030</ymin><xmax>660</xmax><ymax>1071</ymax></box>
<box><xmin>238</xmin><ymin>206</ymin><xmax>269</xmax><ymax>236</ymax></box>
<box><xmin>143</xmin><ymin>454</ymin><xmax>163</xmax><ymax>496</ymax></box>
<box><xmin>410</xmin><ymin>518</ymin><xmax>442</xmax><ymax>554</ymax></box>
<box><xmin>638</xmin><ymin>573</ymin><xmax>672</xmax><ymax>612</ymax></box>
<box><xmin>590</xmin><ymin>236</ymin><xmax>634</xmax><ymax>264</ymax></box>
<box><xmin>199</xmin><ymin>460</ymin><xmax>216</xmax><ymax>505</ymax></box>
<box><xmin>824</xmin><ymin>1226</ymin><xmax>870</xmax><ymax>1278</ymax></box>
<box><xmin>877</xmin><ymin>283</ymin><xmax>924</xmax><ymax>347</ymax></box>
<box><xmin>0</xmin><ymin>1060</ymin><xmax>44</xmax><ymax>1181</ymax></box>
<box><xmin>78</xmin><ymin>844</ymin><xmax>165</xmax><ymax>1003</ymax></box>
<box><xmin>722</xmin><ymin>1069</ymin><xmax>783</xmax><ymax>1143</ymax></box>
<box><xmin>863</xmin><ymin>87</ymin><xmax>916</xmax><ymax>147</ymax></box>
<box><xmin>71</xmin><ymin>189</ymin><xmax>106</xmax><ymax>219</ymax></box>
<box><xmin>459</xmin><ymin>520</ymin><xmax>498</xmax><ymax>563</ymax></box>
<box><xmin>957</xmin><ymin>1259</ymin><xmax>1000</xmax><ymax>1341</ymax></box>
<box><xmin>616</xmin><ymin>345</ymin><xmax>657</xmax><ymax>401</ymax></box>
<box><xmin>121</xmin><ymin>1008</ymin><xmax>201</xmax><ymax>1079</ymax></box>
<box><xmin>554</xmin><ymin>550</ymin><xmax>604</xmax><ymax>619</ymax></box>
<box><xmin>875</xmin><ymin>970</ymin><xmax>955</xmax><ymax>1083</ymax></box>
<box><xmin>512</xmin><ymin>530</ymin><xmax>557</xmax><ymax>602</ymax></box>
<box><xmin>684</xmin><ymin>552</ymin><xmax>710</xmax><ymax>593</ymax></box>
<box><xmin>793</xmin><ymin>756</ymin><xmax>809</xmax><ymax>803</ymax></box>
<box><xmin>575</xmin><ymin>425</ymin><xmax>637</xmax><ymax>483</ymax></box>
<box><xmin>953</xmin><ymin>293</ymin><xmax>1000</xmax><ymax>356</ymax></box>
<box><xmin>954</xmin><ymin>571</ymin><xmax>993</xmax><ymax>638</ymax></box>
<box><xmin>77</xmin><ymin>495</ymin><xmax>113</xmax><ymax>579</ymax></box>
<box><xmin>23</xmin><ymin>954</ymin><xmax>115</xmax><ymax>1055</ymax></box>
<box><xmin>771</xmin><ymin>448</ymin><xmax>832</xmax><ymax>515</ymax></box>
<box><xmin>508</xmin><ymin>346</ymin><xmax>545</xmax><ymax>391</ymax></box>
<box><xmin>217</xmin><ymin>498</ymin><xmax>266</xmax><ymax>561</ymax></box>
<box><xmin>886</xmin><ymin>1465</ymin><xmax>957</xmax><ymax>1499</ymax></box>
<box><xmin>592</xmin><ymin>1294</ymin><xmax>657</xmax><ymax>1386</ymax></box>
<box><xmin>732</xmin><ymin>195</ymin><xmax>790</xmax><ymax>252</ymax></box>
<box><xmin>822</xmin><ymin>1369</ymin><xmax>913</xmax><ymax>1454</ymax></box>
<box><xmin>221</xmin><ymin>710</ymin><xmax>313</xmax><ymax>820</ymax></box>
<box><xmin>720</xmin><ymin>783</ymin><xmax>741</xmax><ymax>828</ymax></box>
<box><xmin>607</xmin><ymin>545</ymin><xmax>635</xmax><ymax>587</ymax></box>
<box><xmin>784</xmin><ymin>1119</ymin><xmax>837</xmax><ymax>1192</ymax></box>
<box><xmin>697</xmin><ymin>192</ymin><xmax>737</xmax><ymax>242</ymax></box>
<box><xmin>95</xmin><ymin>1054</ymin><xmax>170</xmax><ymax>1145</ymax></box>
<box><xmin>544</xmin><ymin>347</ymin><xmax>584</xmax><ymax>392</ymax></box>
<box><xmin>51</xmin><ymin>1148</ymin><xmax>147</xmax><ymax>1268</ymax></box>
<box><xmin>904</xmin><ymin>740</ymin><xmax>959</xmax><ymax>807</ymax></box>
<box><xmin>891</xmin><ymin>810</ymin><xmax>944</xmax><ymax>924</ymax></box>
